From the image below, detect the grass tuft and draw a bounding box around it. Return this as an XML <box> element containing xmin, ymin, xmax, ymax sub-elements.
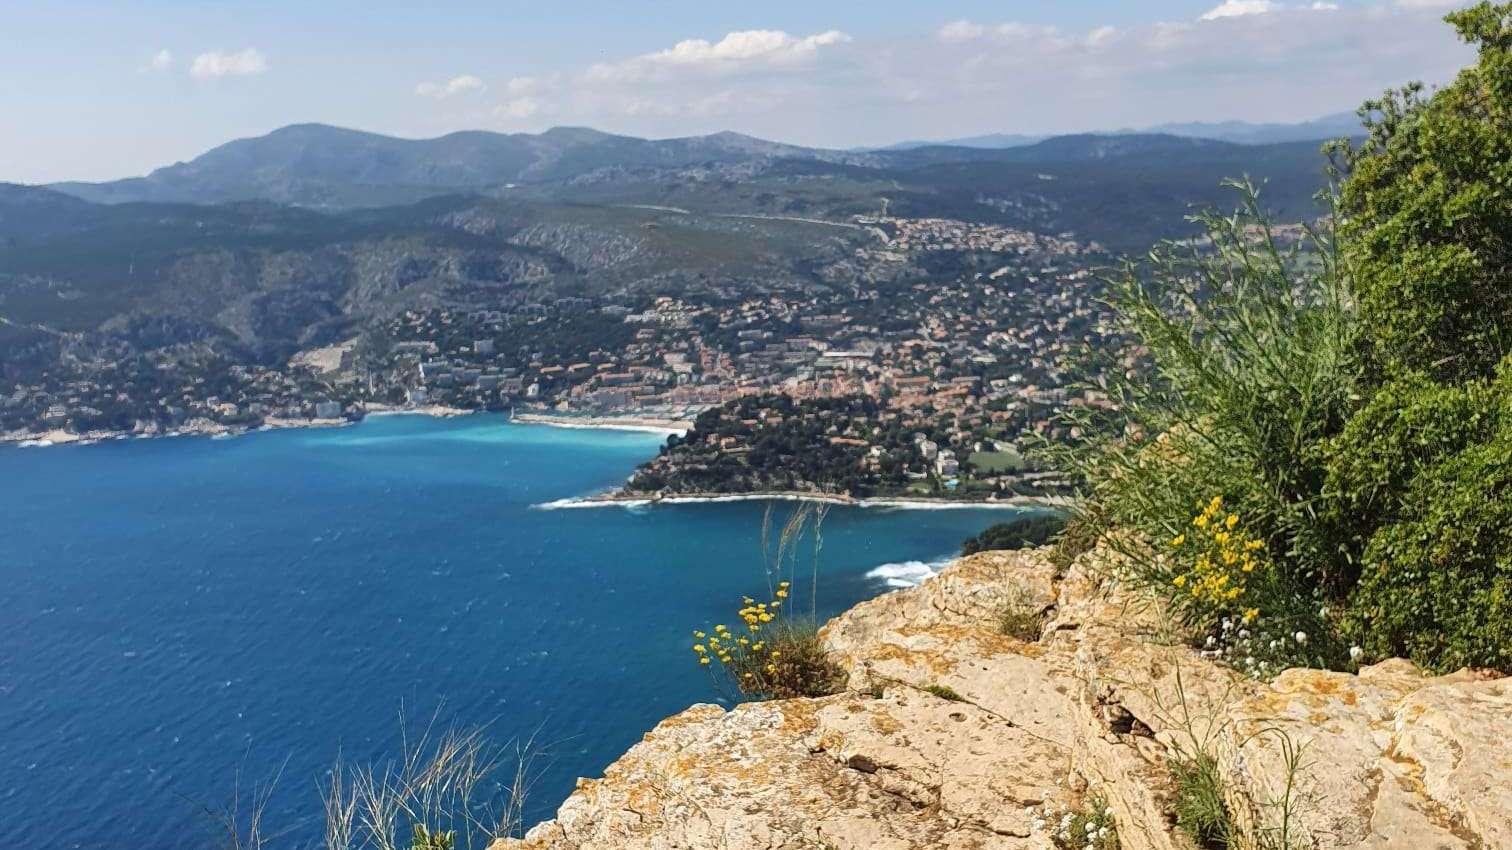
<box><xmin>924</xmin><ymin>684</ymin><xmax>965</xmax><ymax>702</ymax></box>
<box><xmin>995</xmin><ymin>586</ymin><xmax>1045</xmax><ymax>642</ymax></box>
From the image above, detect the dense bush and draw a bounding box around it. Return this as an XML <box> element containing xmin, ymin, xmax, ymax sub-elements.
<box><xmin>1337</xmin><ymin>364</ymin><xmax>1512</xmax><ymax>669</ymax></box>
<box><xmin>1337</xmin><ymin>2</ymin><xmax>1512</xmax><ymax>384</ymax></box>
<box><xmin>1321</xmin><ymin>367</ymin><xmax>1505</xmax><ymax>584</ymax></box>
<box><xmin>1347</xmin><ymin>433</ymin><xmax>1512</xmax><ymax>670</ymax></box>
<box><xmin>961</xmin><ymin>513</ymin><xmax>1067</xmax><ymax>555</ymax></box>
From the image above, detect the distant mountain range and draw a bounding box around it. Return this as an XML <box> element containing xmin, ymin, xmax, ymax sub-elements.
<box><xmin>49</xmin><ymin>124</ymin><xmax>870</xmax><ymax>208</ymax></box>
<box><xmin>2</xmin><ymin>115</ymin><xmax>1344</xmax><ymax>392</ymax></box>
<box><xmin>875</xmin><ymin>112</ymin><xmax>1360</xmax><ymax>151</ymax></box>
<box><xmin>43</xmin><ymin>113</ymin><xmax>1360</xmax><ymax>210</ymax></box>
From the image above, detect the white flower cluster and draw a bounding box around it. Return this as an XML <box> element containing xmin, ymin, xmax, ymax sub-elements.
<box><xmin>1199</xmin><ymin>613</ymin><xmax>1311</xmax><ymax>679</ymax></box>
<box><xmin>1201</xmin><ymin>609</ymin><xmax>1369</xmax><ymax>678</ymax></box>
<box><xmin>1028</xmin><ymin>794</ymin><xmax>1118</xmax><ymax>850</ymax></box>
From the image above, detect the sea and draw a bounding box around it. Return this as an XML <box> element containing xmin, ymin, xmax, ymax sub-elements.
<box><xmin>0</xmin><ymin>413</ymin><xmax>1030</xmax><ymax>848</ymax></box>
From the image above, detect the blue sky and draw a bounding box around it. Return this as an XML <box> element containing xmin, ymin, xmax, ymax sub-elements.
<box><xmin>2</xmin><ymin>0</ymin><xmax>1474</xmax><ymax>183</ymax></box>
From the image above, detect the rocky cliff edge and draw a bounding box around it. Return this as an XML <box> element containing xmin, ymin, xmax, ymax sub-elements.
<box><xmin>494</xmin><ymin>545</ymin><xmax>1511</xmax><ymax>850</ymax></box>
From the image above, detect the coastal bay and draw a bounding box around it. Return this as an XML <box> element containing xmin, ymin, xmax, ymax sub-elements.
<box><xmin>0</xmin><ymin>412</ymin><xmax>1021</xmax><ymax>848</ymax></box>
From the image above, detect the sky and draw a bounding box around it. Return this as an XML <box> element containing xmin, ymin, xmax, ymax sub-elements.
<box><xmin>1</xmin><ymin>0</ymin><xmax>1477</xmax><ymax>184</ymax></box>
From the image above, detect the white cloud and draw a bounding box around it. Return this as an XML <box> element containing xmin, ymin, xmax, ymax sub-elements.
<box><xmin>1087</xmin><ymin>26</ymin><xmax>1121</xmax><ymax>48</ymax></box>
<box><xmin>189</xmin><ymin>48</ymin><xmax>268</xmax><ymax>80</ymax></box>
<box><xmin>505</xmin><ymin>76</ymin><xmax>546</xmax><ymax>96</ymax></box>
<box><xmin>461</xmin><ymin>7</ymin><xmax>1468</xmax><ymax>147</ymax></box>
<box><xmin>647</xmin><ymin>29</ymin><xmax>848</xmax><ymax>66</ymax></box>
<box><xmin>494</xmin><ymin>97</ymin><xmax>541</xmax><ymax>119</ymax></box>
<box><xmin>416</xmin><ymin>74</ymin><xmax>487</xmax><ymax>99</ymax></box>
<box><xmin>1201</xmin><ymin>1</ymin><xmax>1278</xmax><ymax>20</ymax></box>
<box><xmin>145</xmin><ymin>49</ymin><xmax>173</xmax><ymax>72</ymax></box>
<box><xmin>584</xmin><ymin>29</ymin><xmax>850</xmax><ymax>82</ymax></box>
<box><xmin>937</xmin><ymin>20</ymin><xmax>986</xmax><ymax>42</ymax></box>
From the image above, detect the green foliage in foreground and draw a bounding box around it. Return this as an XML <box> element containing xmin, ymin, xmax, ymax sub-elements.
<box><xmin>1338</xmin><ymin>2</ymin><xmax>1512</xmax><ymax>385</ymax></box>
<box><xmin>1039</xmin><ymin>181</ymin><xmax>1355</xmax><ymax>668</ymax></box>
<box><xmin>1344</xmin><ymin>396</ymin><xmax>1512</xmax><ymax>670</ymax></box>
<box><xmin>1041</xmin><ymin>5</ymin><xmax>1512</xmax><ymax>674</ymax></box>
<box><xmin>961</xmin><ymin>513</ymin><xmax>1067</xmax><ymax>556</ymax></box>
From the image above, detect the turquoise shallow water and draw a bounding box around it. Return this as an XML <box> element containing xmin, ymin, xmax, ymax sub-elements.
<box><xmin>0</xmin><ymin>414</ymin><xmax>1024</xmax><ymax>848</ymax></box>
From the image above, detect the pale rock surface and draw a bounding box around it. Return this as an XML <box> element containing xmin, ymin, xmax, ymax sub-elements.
<box><xmin>495</xmin><ymin>547</ymin><xmax>1510</xmax><ymax>850</ymax></box>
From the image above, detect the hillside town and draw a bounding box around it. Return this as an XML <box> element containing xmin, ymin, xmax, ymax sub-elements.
<box><xmin>2</xmin><ymin>215</ymin><xmax>1120</xmax><ymax>496</ymax></box>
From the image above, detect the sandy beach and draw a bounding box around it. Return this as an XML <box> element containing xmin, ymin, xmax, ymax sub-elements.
<box><xmin>511</xmin><ymin>412</ymin><xmax>692</xmax><ymax>436</ymax></box>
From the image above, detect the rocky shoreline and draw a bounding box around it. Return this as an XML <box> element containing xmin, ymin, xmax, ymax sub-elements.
<box><xmin>0</xmin><ymin>404</ymin><xmax>473</xmax><ymax>448</ymax></box>
<box><xmin>494</xmin><ymin>544</ymin><xmax>1510</xmax><ymax>850</ymax></box>
<box><xmin>538</xmin><ymin>489</ymin><xmax>1071</xmax><ymax>511</ymax></box>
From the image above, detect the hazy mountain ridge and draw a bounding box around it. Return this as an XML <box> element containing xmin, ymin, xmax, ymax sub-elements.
<box><xmin>44</xmin><ymin>119</ymin><xmax>1353</xmax><ymax>210</ymax></box>
<box><xmin>49</xmin><ymin>124</ymin><xmax>878</xmax><ymax>208</ymax></box>
<box><xmin>876</xmin><ymin>111</ymin><xmax>1360</xmax><ymax>150</ymax></box>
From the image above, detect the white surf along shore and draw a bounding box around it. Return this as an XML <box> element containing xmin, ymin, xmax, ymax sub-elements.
<box><xmin>864</xmin><ymin>556</ymin><xmax>957</xmax><ymax>588</ymax></box>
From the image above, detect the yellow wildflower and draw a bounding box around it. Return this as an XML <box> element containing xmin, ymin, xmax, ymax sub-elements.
<box><xmin>1171</xmin><ymin>534</ymin><xmax>1186</xmax><ymax>547</ymax></box>
<box><xmin>1225</xmin><ymin>514</ymin><xmax>1239</xmax><ymax>529</ymax></box>
<box><xmin>692</xmin><ymin>644</ymin><xmax>706</xmax><ymax>653</ymax></box>
<box><xmin>1243</xmin><ymin>608</ymin><xmax>1260</xmax><ymax>623</ymax></box>
<box><xmin>699</xmin><ymin>657</ymin><xmax>711</xmax><ymax>666</ymax></box>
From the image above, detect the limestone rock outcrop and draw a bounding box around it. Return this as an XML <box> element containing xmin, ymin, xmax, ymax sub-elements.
<box><xmin>496</xmin><ymin>547</ymin><xmax>1510</xmax><ymax>850</ymax></box>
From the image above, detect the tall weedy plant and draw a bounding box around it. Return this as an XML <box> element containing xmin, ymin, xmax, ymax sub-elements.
<box><xmin>1040</xmin><ymin>181</ymin><xmax>1357</xmax><ymax>664</ymax></box>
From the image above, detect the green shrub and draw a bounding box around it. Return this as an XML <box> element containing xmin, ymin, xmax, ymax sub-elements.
<box><xmin>1346</xmin><ymin>429</ymin><xmax>1512</xmax><ymax>671</ymax></box>
<box><xmin>1336</xmin><ymin>2</ymin><xmax>1512</xmax><ymax>384</ymax></box>
<box><xmin>1322</xmin><ymin>369</ymin><xmax>1503</xmax><ymax>584</ymax></box>
<box><xmin>961</xmin><ymin>512</ymin><xmax>1067</xmax><ymax>555</ymax></box>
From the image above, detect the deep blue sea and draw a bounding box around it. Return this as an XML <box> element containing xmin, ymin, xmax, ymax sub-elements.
<box><xmin>0</xmin><ymin>413</ymin><xmax>1024</xmax><ymax>848</ymax></box>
